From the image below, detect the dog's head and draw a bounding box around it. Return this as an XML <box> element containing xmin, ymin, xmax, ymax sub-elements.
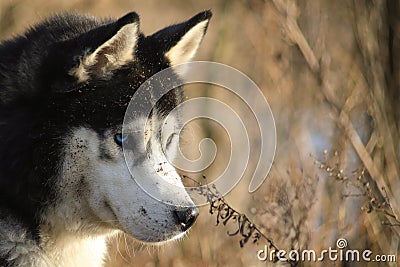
<box><xmin>0</xmin><ymin>11</ymin><xmax>211</xmax><ymax>243</ymax></box>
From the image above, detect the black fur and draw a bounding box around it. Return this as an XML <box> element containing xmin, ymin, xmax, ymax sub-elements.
<box><xmin>0</xmin><ymin>9</ymin><xmax>211</xmax><ymax>247</ymax></box>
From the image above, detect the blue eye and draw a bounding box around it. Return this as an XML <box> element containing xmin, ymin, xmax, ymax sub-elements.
<box><xmin>114</xmin><ymin>133</ymin><xmax>127</xmax><ymax>147</ymax></box>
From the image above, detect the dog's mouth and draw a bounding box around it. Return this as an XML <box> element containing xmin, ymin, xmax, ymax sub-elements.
<box><xmin>102</xmin><ymin>201</ymin><xmax>199</xmax><ymax>243</ymax></box>
<box><xmin>140</xmin><ymin>206</ymin><xmax>199</xmax><ymax>243</ymax></box>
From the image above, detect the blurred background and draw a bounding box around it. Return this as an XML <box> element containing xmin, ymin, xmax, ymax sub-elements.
<box><xmin>1</xmin><ymin>0</ymin><xmax>400</xmax><ymax>266</ymax></box>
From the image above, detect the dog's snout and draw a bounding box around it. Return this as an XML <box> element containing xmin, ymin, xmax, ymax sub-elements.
<box><xmin>174</xmin><ymin>207</ymin><xmax>199</xmax><ymax>231</ymax></box>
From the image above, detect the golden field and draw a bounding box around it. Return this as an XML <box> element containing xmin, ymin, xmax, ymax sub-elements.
<box><xmin>1</xmin><ymin>1</ymin><xmax>399</xmax><ymax>266</ymax></box>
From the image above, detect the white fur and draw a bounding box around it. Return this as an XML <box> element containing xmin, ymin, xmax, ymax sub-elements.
<box><xmin>1</xmin><ymin>112</ymin><xmax>193</xmax><ymax>266</ymax></box>
<box><xmin>44</xmin><ymin>114</ymin><xmax>189</xmax><ymax>266</ymax></box>
<box><xmin>166</xmin><ymin>20</ymin><xmax>208</xmax><ymax>66</ymax></box>
<box><xmin>0</xmin><ymin>213</ymin><xmax>112</xmax><ymax>266</ymax></box>
<box><xmin>0</xmin><ymin>14</ymin><xmax>210</xmax><ymax>267</ymax></box>
<box><xmin>70</xmin><ymin>22</ymin><xmax>139</xmax><ymax>82</ymax></box>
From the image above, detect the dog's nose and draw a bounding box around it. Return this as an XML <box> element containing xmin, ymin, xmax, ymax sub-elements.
<box><xmin>174</xmin><ymin>207</ymin><xmax>199</xmax><ymax>231</ymax></box>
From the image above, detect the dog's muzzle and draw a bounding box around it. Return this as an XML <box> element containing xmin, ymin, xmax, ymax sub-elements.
<box><xmin>174</xmin><ymin>207</ymin><xmax>199</xmax><ymax>231</ymax></box>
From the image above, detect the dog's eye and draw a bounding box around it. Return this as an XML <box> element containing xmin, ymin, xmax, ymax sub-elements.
<box><xmin>114</xmin><ymin>133</ymin><xmax>127</xmax><ymax>147</ymax></box>
<box><xmin>166</xmin><ymin>133</ymin><xmax>177</xmax><ymax>147</ymax></box>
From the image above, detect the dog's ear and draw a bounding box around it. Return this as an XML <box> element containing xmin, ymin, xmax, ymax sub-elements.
<box><xmin>69</xmin><ymin>12</ymin><xmax>140</xmax><ymax>83</ymax></box>
<box><xmin>150</xmin><ymin>10</ymin><xmax>212</xmax><ymax>67</ymax></box>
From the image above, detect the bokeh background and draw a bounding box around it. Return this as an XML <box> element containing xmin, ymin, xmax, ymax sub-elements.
<box><xmin>1</xmin><ymin>0</ymin><xmax>400</xmax><ymax>266</ymax></box>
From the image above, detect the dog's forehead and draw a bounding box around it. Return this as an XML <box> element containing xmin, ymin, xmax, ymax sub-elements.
<box><xmin>51</xmin><ymin>64</ymin><xmax>182</xmax><ymax>129</ymax></box>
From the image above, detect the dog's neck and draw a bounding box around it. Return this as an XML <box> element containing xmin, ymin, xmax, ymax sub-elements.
<box><xmin>38</xmin><ymin>231</ymin><xmax>110</xmax><ymax>267</ymax></box>
<box><xmin>0</xmin><ymin>213</ymin><xmax>116</xmax><ymax>267</ymax></box>
<box><xmin>37</xmin><ymin>210</ymin><xmax>118</xmax><ymax>267</ymax></box>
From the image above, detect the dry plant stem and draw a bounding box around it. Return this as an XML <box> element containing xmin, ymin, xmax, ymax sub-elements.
<box><xmin>315</xmin><ymin>150</ymin><xmax>400</xmax><ymax>256</ymax></box>
<box><xmin>273</xmin><ymin>0</ymin><xmax>400</xmax><ymax>238</ymax></box>
<box><xmin>351</xmin><ymin>1</ymin><xmax>400</xmax><ymax>218</ymax></box>
<box><xmin>183</xmin><ymin>175</ymin><xmax>297</xmax><ymax>266</ymax></box>
<box><xmin>271</xmin><ymin>0</ymin><xmax>319</xmax><ymax>73</ymax></box>
<box><xmin>338</xmin><ymin>112</ymin><xmax>400</xmax><ymax>237</ymax></box>
<box><xmin>363</xmin><ymin>211</ymin><xmax>392</xmax><ymax>256</ymax></box>
<box><xmin>209</xmin><ymin>198</ymin><xmax>296</xmax><ymax>266</ymax></box>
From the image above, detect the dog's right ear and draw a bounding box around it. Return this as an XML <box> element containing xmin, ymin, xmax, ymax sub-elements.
<box><xmin>149</xmin><ymin>10</ymin><xmax>212</xmax><ymax>68</ymax></box>
<box><xmin>69</xmin><ymin>12</ymin><xmax>140</xmax><ymax>84</ymax></box>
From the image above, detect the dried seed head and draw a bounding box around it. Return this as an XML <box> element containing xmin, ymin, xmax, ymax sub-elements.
<box><xmin>250</xmin><ymin>207</ymin><xmax>257</xmax><ymax>215</ymax></box>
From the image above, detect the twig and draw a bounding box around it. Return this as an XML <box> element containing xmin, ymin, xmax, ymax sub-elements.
<box><xmin>272</xmin><ymin>0</ymin><xmax>320</xmax><ymax>73</ymax></box>
<box><xmin>182</xmin><ymin>174</ymin><xmax>297</xmax><ymax>266</ymax></box>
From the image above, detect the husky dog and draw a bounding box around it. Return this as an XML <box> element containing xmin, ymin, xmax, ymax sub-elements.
<box><xmin>0</xmin><ymin>10</ymin><xmax>211</xmax><ymax>266</ymax></box>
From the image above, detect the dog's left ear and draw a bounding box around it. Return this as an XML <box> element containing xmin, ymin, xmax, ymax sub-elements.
<box><xmin>70</xmin><ymin>12</ymin><xmax>140</xmax><ymax>83</ymax></box>
<box><xmin>150</xmin><ymin>10</ymin><xmax>212</xmax><ymax>66</ymax></box>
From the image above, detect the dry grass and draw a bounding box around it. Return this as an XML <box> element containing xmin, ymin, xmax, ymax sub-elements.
<box><xmin>1</xmin><ymin>0</ymin><xmax>400</xmax><ymax>266</ymax></box>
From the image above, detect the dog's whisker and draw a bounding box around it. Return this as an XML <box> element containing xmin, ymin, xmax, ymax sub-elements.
<box><xmin>0</xmin><ymin>8</ymin><xmax>211</xmax><ymax>266</ymax></box>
